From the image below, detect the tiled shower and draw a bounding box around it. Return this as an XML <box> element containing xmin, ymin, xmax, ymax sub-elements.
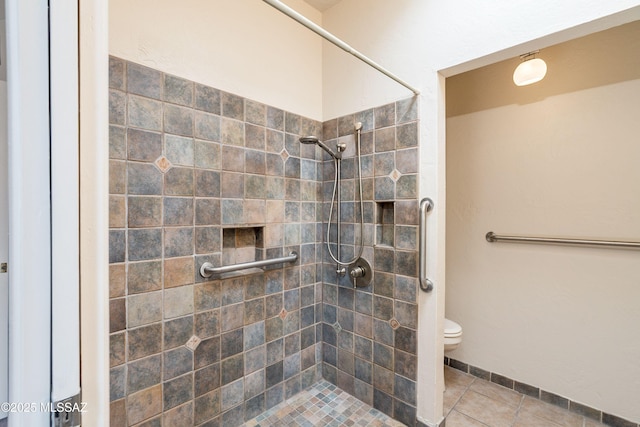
<box><xmin>108</xmin><ymin>57</ymin><xmax>420</xmax><ymax>426</ymax></box>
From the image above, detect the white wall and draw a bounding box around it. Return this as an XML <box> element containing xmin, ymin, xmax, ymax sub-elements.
<box><xmin>109</xmin><ymin>0</ymin><xmax>324</xmax><ymax>120</ymax></box>
<box><xmin>321</xmin><ymin>1</ymin><xmax>640</xmax><ymax>425</ymax></box>
<box><xmin>446</xmin><ymin>21</ymin><xmax>640</xmax><ymax>422</ymax></box>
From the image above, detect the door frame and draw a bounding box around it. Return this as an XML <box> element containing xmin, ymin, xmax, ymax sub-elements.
<box><xmin>78</xmin><ymin>0</ymin><xmax>110</xmax><ymax>424</ymax></box>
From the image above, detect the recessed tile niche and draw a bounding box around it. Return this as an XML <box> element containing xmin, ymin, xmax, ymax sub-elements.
<box><xmin>222</xmin><ymin>226</ymin><xmax>264</xmax><ymax>266</ymax></box>
<box><xmin>376</xmin><ymin>202</ymin><xmax>394</xmax><ymax>247</ymax></box>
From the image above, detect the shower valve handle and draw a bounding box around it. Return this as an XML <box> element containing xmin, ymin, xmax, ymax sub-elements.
<box><xmin>349</xmin><ymin>266</ymin><xmax>366</xmax><ymax>278</ymax></box>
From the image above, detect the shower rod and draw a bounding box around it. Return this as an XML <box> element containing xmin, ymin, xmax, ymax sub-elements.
<box><xmin>262</xmin><ymin>0</ymin><xmax>420</xmax><ymax>95</ymax></box>
<box><xmin>486</xmin><ymin>232</ymin><xmax>640</xmax><ymax>249</ymax></box>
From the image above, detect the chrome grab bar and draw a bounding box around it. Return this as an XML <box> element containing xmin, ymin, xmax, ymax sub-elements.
<box><xmin>419</xmin><ymin>198</ymin><xmax>434</xmax><ymax>292</ymax></box>
<box><xmin>486</xmin><ymin>232</ymin><xmax>640</xmax><ymax>249</ymax></box>
<box><xmin>200</xmin><ymin>251</ymin><xmax>298</xmax><ymax>278</ymax></box>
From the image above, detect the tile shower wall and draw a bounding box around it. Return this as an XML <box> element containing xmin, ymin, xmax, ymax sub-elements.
<box><xmin>320</xmin><ymin>99</ymin><xmax>420</xmax><ymax>426</ymax></box>
<box><xmin>108</xmin><ymin>56</ymin><xmax>324</xmax><ymax>426</ymax></box>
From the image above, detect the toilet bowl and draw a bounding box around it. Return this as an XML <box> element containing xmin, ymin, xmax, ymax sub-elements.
<box><xmin>444</xmin><ymin>318</ymin><xmax>463</xmax><ymax>352</ymax></box>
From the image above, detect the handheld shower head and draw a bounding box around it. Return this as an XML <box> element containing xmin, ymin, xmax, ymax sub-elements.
<box><xmin>299</xmin><ymin>136</ymin><xmax>320</xmax><ymax>145</ymax></box>
<box><xmin>299</xmin><ymin>136</ymin><xmax>341</xmax><ymax>159</ymax></box>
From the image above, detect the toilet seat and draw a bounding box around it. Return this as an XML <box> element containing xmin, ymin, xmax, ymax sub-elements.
<box><xmin>444</xmin><ymin>318</ymin><xmax>462</xmax><ymax>338</ymax></box>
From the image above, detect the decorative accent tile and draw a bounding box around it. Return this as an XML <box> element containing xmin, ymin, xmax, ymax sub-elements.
<box><xmin>155</xmin><ymin>156</ymin><xmax>171</xmax><ymax>173</ymax></box>
<box><xmin>389</xmin><ymin>318</ymin><xmax>400</xmax><ymax>330</ymax></box>
<box><xmin>185</xmin><ymin>335</ymin><xmax>201</xmax><ymax>352</ymax></box>
<box><xmin>279</xmin><ymin>308</ymin><xmax>288</xmax><ymax>320</ymax></box>
<box><xmin>332</xmin><ymin>321</ymin><xmax>343</xmax><ymax>334</ymax></box>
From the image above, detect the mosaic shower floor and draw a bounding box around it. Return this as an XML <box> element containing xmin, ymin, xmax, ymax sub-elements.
<box><xmin>243</xmin><ymin>380</ymin><xmax>406</xmax><ymax>427</ymax></box>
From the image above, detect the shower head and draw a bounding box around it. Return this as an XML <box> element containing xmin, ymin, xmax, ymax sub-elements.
<box><xmin>299</xmin><ymin>136</ymin><xmax>320</xmax><ymax>145</ymax></box>
<box><xmin>299</xmin><ymin>136</ymin><xmax>341</xmax><ymax>160</ymax></box>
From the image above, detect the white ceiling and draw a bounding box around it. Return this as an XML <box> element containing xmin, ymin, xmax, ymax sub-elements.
<box><xmin>303</xmin><ymin>0</ymin><xmax>342</xmax><ymax>12</ymax></box>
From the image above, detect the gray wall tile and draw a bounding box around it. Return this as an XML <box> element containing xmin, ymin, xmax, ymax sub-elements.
<box><xmin>164</xmin><ymin>104</ymin><xmax>194</xmax><ymax>137</ymax></box>
<box><xmin>129</xmin><ymin>323</ymin><xmax>162</xmax><ymax>361</ymax></box>
<box><xmin>110</xmin><ymin>57</ymin><xmax>327</xmax><ymax>424</ymax></box>
<box><xmin>128</xmin><ymin>260</ymin><xmax>162</xmax><ymax>294</ymax></box>
<box><xmin>128</xmin><ymin>228</ymin><xmax>163</xmax><ymax>261</ymax></box>
<box><xmin>194</xmin><ymin>112</ymin><xmax>221</xmax><ymax>142</ymax></box>
<box><xmin>163</xmin><ymin>373</ymin><xmax>193</xmax><ymax>410</ymax></box>
<box><xmin>127</xmin><ymin>128</ymin><xmax>163</xmax><ymax>162</ymax></box>
<box><xmin>221</xmin><ymin>92</ymin><xmax>244</xmax><ymax>121</ymax></box>
<box><xmin>127</xmin><ymin>62</ymin><xmax>163</xmax><ymax>100</ymax></box>
<box><xmin>109</xmin><ymin>90</ymin><xmax>126</xmax><ymax>125</ymax></box>
<box><xmin>109</xmin><ymin>125</ymin><xmax>127</xmax><ymax>159</ymax></box>
<box><xmin>128</xmin><ymin>162</ymin><xmax>163</xmax><ymax>195</ymax></box>
<box><xmin>128</xmin><ymin>95</ymin><xmax>163</xmax><ymax>131</ymax></box>
<box><xmin>165</xmin><ymin>134</ymin><xmax>194</xmax><ymax>166</ymax></box>
<box><xmin>195</xmin><ymin>84</ymin><xmax>221</xmax><ymax>115</ymax></box>
<box><xmin>164</xmin><ymin>74</ymin><xmax>194</xmax><ymax>107</ymax></box>
<box><xmin>128</xmin><ymin>196</ymin><xmax>162</xmax><ymax>228</ymax></box>
<box><xmin>109</xmin><ymin>56</ymin><xmax>126</xmax><ymax>90</ymax></box>
<box><xmin>128</xmin><ymin>291</ymin><xmax>163</xmax><ymax>328</ymax></box>
<box><xmin>127</xmin><ymin>354</ymin><xmax>162</xmax><ymax>394</ymax></box>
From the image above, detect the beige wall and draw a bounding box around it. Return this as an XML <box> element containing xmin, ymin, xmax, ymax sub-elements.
<box><xmin>446</xmin><ymin>21</ymin><xmax>640</xmax><ymax>422</ymax></box>
<box><xmin>109</xmin><ymin>0</ymin><xmax>323</xmax><ymax>120</ymax></box>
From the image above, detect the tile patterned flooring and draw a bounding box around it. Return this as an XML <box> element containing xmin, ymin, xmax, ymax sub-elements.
<box><xmin>444</xmin><ymin>366</ymin><xmax>612</xmax><ymax>427</ymax></box>
<box><xmin>243</xmin><ymin>368</ymin><xmax>626</xmax><ymax>427</ymax></box>
<box><xmin>243</xmin><ymin>380</ymin><xmax>405</xmax><ymax>427</ymax></box>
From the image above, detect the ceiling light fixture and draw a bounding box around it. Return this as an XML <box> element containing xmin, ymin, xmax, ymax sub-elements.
<box><xmin>513</xmin><ymin>51</ymin><xmax>547</xmax><ymax>86</ymax></box>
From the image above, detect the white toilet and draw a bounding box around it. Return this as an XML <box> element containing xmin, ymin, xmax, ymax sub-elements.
<box><xmin>444</xmin><ymin>318</ymin><xmax>463</xmax><ymax>352</ymax></box>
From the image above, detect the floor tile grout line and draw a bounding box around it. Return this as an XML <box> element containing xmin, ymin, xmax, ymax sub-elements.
<box><xmin>444</xmin><ymin>372</ymin><xmax>477</xmax><ymax>418</ymax></box>
<box><xmin>509</xmin><ymin>393</ymin><xmax>526</xmax><ymax>427</ymax></box>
